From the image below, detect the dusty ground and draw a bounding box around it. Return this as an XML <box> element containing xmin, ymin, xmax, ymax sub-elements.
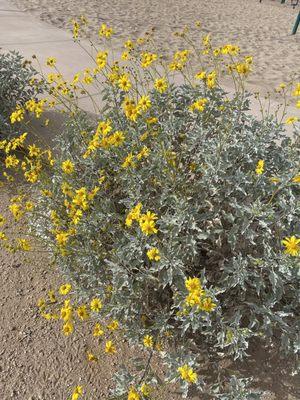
<box><xmin>11</xmin><ymin>0</ymin><xmax>300</xmax><ymax>91</ymax></box>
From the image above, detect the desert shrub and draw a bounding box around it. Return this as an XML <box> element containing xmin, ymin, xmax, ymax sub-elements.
<box><xmin>0</xmin><ymin>51</ymin><xmax>44</xmax><ymax>137</ymax></box>
<box><xmin>1</xmin><ymin>24</ymin><xmax>299</xmax><ymax>399</ymax></box>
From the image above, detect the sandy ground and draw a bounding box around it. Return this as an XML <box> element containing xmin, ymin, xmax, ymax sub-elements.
<box><xmin>11</xmin><ymin>0</ymin><xmax>300</xmax><ymax>92</ymax></box>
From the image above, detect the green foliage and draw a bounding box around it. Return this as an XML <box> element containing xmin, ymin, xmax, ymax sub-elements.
<box><xmin>0</xmin><ymin>51</ymin><xmax>44</xmax><ymax>136</ymax></box>
<box><xmin>30</xmin><ymin>81</ymin><xmax>299</xmax><ymax>398</ymax></box>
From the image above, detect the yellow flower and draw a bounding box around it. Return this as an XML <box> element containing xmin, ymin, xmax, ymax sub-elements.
<box><xmin>189</xmin><ymin>98</ymin><xmax>208</xmax><ymax>112</ymax></box>
<box><xmin>213</xmin><ymin>48</ymin><xmax>220</xmax><ymax>57</ymax></box>
<box><xmin>206</xmin><ymin>71</ymin><xmax>217</xmax><ymax>89</ymax></box>
<box><xmin>292</xmin><ymin>174</ymin><xmax>300</xmax><ymax>183</ymax></box>
<box><xmin>10</xmin><ymin>106</ymin><xmax>25</xmax><ymax>124</ymax></box>
<box><xmin>60</xmin><ymin>304</ymin><xmax>72</xmax><ymax>321</ymax></box>
<box><xmin>122</xmin><ymin>152</ymin><xmax>136</xmax><ymax>169</ymax></box>
<box><xmin>178</xmin><ymin>364</ymin><xmax>197</xmax><ymax>383</ymax></box>
<box><xmin>71</xmin><ymin>385</ymin><xmax>83</xmax><ymax>400</ymax></box>
<box><xmin>285</xmin><ymin>117</ymin><xmax>299</xmax><ymax>125</ymax></box>
<box><xmin>154</xmin><ymin>77</ymin><xmax>168</xmax><ymax>93</ymax></box>
<box><xmin>221</xmin><ymin>44</ymin><xmax>240</xmax><ymax>55</ymax></box>
<box><xmin>140</xmin><ymin>52</ymin><xmax>157</xmax><ymax>68</ymax></box>
<box><xmin>108</xmin><ymin>130</ymin><xmax>126</xmax><ymax>147</ymax></box>
<box><xmin>0</xmin><ymin>231</ymin><xmax>8</xmax><ymax>241</ymax></box>
<box><xmin>105</xmin><ymin>340</ymin><xmax>117</xmax><ymax>354</ymax></box>
<box><xmin>147</xmin><ymin>247</ymin><xmax>160</xmax><ymax>261</ymax></box>
<box><xmin>46</xmin><ymin>57</ymin><xmax>56</xmax><ymax>67</ymax></box>
<box><xmin>137</xmin><ymin>146</ymin><xmax>150</xmax><ymax>160</ymax></box>
<box><xmin>59</xmin><ymin>283</ymin><xmax>72</xmax><ymax>295</ymax></box>
<box><xmin>72</xmin><ymin>187</ymin><xmax>88</xmax><ymax>210</ymax></box>
<box><xmin>138</xmin><ymin>95</ymin><xmax>151</xmax><ymax>112</ymax></box>
<box><xmin>121</xmin><ymin>51</ymin><xmax>129</xmax><ymax>60</ymax></box>
<box><xmin>185</xmin><ymin>277</ymin><xmax>201</xmax><ymax>293</ymax></box>
<box><xmin>255</xmin><ymin>160</ymin><xmax>264</xmax><ymax>175</ymax></box>
<box><xmin>55</xmin><ymin>231</ymin><xmax>69</xmax><ymax>247</ymax></box>
<box><xmin>128</xmin><ymin>388</ymin><xmax>140</xmax><ymax>400</ymax></box>
<box><xmin>269</xmin><ymin>176</ymin><xmax>280</xmax><ymax>184</ymax></box>
<box><xmin>77</xmin><ymin>305</ymin><xmax>89</xmax><ymax>320</ymax></box>
<box><xmin>203</xmin><ymin>33</ymin><xmax>211</xmax><ymax>47</ymax></box>
<box><xmin>63</xmin><ymin>321</ymin><xmax>74</xmax><ymax>336</ymax></box>
<box><xmin>195</xmin><ymin>70</ymin><xmax>206</xmax><ymax>80</ymax></box>
<box><xmin>292</xmin><ymin>83</ymin><xmax>300</xmax><ymax>97</ymax></box>
<box><xmin>61</xmin><ymin>182</ymin><xmax>73</xmax><ymax>197</ymax></box>
<box><xmin>125</xmin><ymin>105</ymin><xmax>140</xmax><ymax>122</ymax></box>
<box><xmin>62</xmin><ymin>159</ymin><xmax>74</xmax><ymax>174</ymax></box>
<box><xmin>72</xmin><ymin>20</ymin><xmax>80</xmax><ymax>39</ymax></box>
<box><xmin>126</xmin><ymin>203</ymin><xmax>143</xmax><ymax>227</ymax></box>
<box><xmin>90</xmin><ymin>298</ymin><xmax>103</xmax><ymax>312</ymax></box>
<box><xmin>143</xmin><ymin>335</ymin><xmax>153</xmax><ymax>348</ymax></box>
<box><xmin>82</xmin><ymin>73</ymin><xmax>93</xmax><ymax>84</ymax></box>
<box><xmin>124</xmin><ymin>39</ymin><xmax>134</xmax><ymax>50</ymax></box>
<box><xmin>146</xmin><ymin>117</ymin><xmax>158</xmax><ymax>125</ymax></box>
<box><xmin>139</xmin><ymin>211</ymin><xmax>158</xmax><ymax>236</ymax></box>
<box><xmin>37</xmin><ymin>298</ymin><xmax>46</xmax><ymax>311</ymax></box>
<box><xmin>99</xmin><ymin>23</ymin><xmax>113</xmax><ymax>38</ymax></box>
<box><xmin>25</xmin><ymin>201</ymin><xmax>34</xmax><ymax>211</ymax></box>
<box><xmin>236</xmin><ymin>63</ymin><xmax>250</xmax><ymax>75</ymax></box>
<box><xmin>41</xmin><ymin>312</ymin><xmax>53</xmax><ymax>320</ymax></box>
<box><xmin>17</xmin><ymin>238</ymin><xmax>31</xmax><ymax>251</ymax></box>
<box><xmin>282</xmin><ymin>236</ymin><xmax>300</xmax><ymax>257</ymax></box>
<box><xmin>199</xmin><ymin>297</ymin><xmax>216</xmax><ymax>312</ymax></box>
<box><xmin>96</xmin><ymin>51</ymin><xmax>108</xmax><ymax>69</ymax></box>
<box><xmin>87</xmin><ymin>351</ymin><xmax>98</xmax><ymax>362</ymax></box>
<box><xmin>118</xmin><ymin>74</ymin><xmax>131</xmax><ymax>91</ymax></box>
<box><xmin>107</xmin><ymin>320</ymin><xmax>119</xmax><ymax>330</ymax></box>
<box><xmin>185</xmin><ymin>291</ymin><xmax>201</xmax><ymax>307</ymax></box>
<box><xmin>71</xmin><ymin>209</ymin><xmax>83</xmax><ymax>225</ymax></box>
<box><xmin>5</xmin><ymin>154</ymin><xmax>19</xmax><ymax>168</ymax></box>
<box><xmin>140</xmin><ymin>383</ymin><xmax>152</xmax><ymax>397</ymax></box>
<box><xmin>93</xmin><ymin>322</ymin><xmax>104</xmax><ymax>337</ymax></box>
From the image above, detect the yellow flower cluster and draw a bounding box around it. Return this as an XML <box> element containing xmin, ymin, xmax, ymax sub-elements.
<box><xmin>83</xmin><ymin>119</ymin><xmax>125</xmax><ymax>158</ymax></box>
<box><xmin>146</xmin><ymin>247</ymin><xmax>160</xmax><ymax>261</ymax></box>
<box><xmin>25</xmin><ymin>98</ymin><xmax>46</xmax><ymax>118</ymax></box>
<box><xmin>169</xmin><ymin>49</ymin><xmax>190</xmax><ymax>71</ymax></box>
<box><xmin>125</xmin><ymin>204</ymin><xmax>158</xmax><ymax>236</ymax></box>
<box><xmin>72</xmin><ymin>19</ymin><xmax>80</xmax><ymax>39</ymax></box>
<box><xmin>1</xmin><ymin>132</ymin><xmax>54</xmax><ymax>184</ymax></box>
<box><xmin>184</xmin><ymin>277</ymin><xmax>216</xmax><ymax>312</ymax></box>
<box><xmin>38</xmin><ymin>282</ymin><xmax>122</xmax><ymax>363</ymax></box>
<box><xmin>127</xmin><ymin>383</ymin><xmax>152</xmax><ymax>400</ymax></box>
<box><xmin>96</xmin><ymin>50</ymin><xmax>108</xmax><ymax>69</ymax></box>
<box><xmin>189</xmin><ymin>97</ymin><xmax>208</xmax><ymax>112</ymax></box>
<box><xmin>99</xmin><ymin>23</ymin><xmax>113</xmax><ymax>38</ymax></box>
<box><xmin>10</xmin><ymin>106</ymin><xmax>24</xmax><ymax>124</ymax></box>
<box><xmin>122</xmin><ymin>95</ymin><xmax>152</xmax><ymax>123</ymax></box>
<box><xmin>140</xmin><ymin>51</ymin><xmax>158</xmax><ymax>68</ymax></box>
<box><xmin>178</xmin><ymin>364</ymin><xmax>197</xmax><ymax>383</ymax></box>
